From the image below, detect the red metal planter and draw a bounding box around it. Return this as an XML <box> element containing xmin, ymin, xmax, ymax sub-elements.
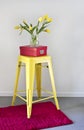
<box><xmin>20</xmin><ymin>45</ymin><xmax>47</xmax><ymax>57</ymax></box>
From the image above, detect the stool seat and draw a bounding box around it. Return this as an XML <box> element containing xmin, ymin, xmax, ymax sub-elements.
<box><xmin>12</xmin><ymin>55</ymin><xmax>59</xmax><ymax>118</ymax></box>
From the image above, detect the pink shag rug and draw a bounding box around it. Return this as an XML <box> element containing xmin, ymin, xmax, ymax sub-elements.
<box><xmin>0</xmin><ymin>101</ymin><xmax>73</xmax><ymax>130</ymax></box>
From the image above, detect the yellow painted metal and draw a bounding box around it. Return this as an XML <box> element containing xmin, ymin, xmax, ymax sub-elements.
<box><xmin>48</xmin><ymin>58</ymin><xmax>60</xmax><ymax>109</ymax></box>
<box><xmin>17</xmin><ymin>90</ymin><xmax>26</xmax><ymax>92</ymax></box>
<box><xmin>25</xmin><ymin>61</ymin><xmax>35</xmax><ymax>118</ymax></box>
<box><xmin>12</xmin><ymin>55</ymin><xmax>60</xmax><ymax>118</ymax></box>
<box><xmin>11</xmin><ymin>60</ymin><xmax>21</xmax><ymax>106</ymax></box>
<box><xmin>35</xmin><ymin>63</ymin><xmax>42</xmax><ymax>98</ymax></box>
<box><xmin>33</xmin><ymin>96</ymin><xmax>54</xmax><ymax>103</ymax></box>
<box><xmin>17</xmin><ymin>94</ymin><xmax>27</xmax><ymax>102</ymax></box>
<box><xmin>41</xmin><ymin>88</ymin><xmax>53</xmax><ymax>95</ymax></box>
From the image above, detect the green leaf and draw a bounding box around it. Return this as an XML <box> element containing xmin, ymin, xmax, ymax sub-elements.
<box><xmin>31</xmin><ymin>26</ymin><xmax>37</xmax><ymax>34</ymax></box>
<box><xmin>20</xmin><ymin>24</ymin><xmax>32</xmax><ymax>34</ymax></box>
<box><xmin>23</xmin><ymin>22</ymin><xmax>29</xmax><ymax>28</ymax></box>
<box><xmin>38</xmin><ymin>25</ymin><xmax>47</xmax><ymax>34</ymax></box>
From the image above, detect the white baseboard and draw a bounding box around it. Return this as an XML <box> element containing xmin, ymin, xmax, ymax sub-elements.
<box><xmin>57</xmin><ymin>91</ymin><xmax>84</xmax><ymax>97</ymax></box>
<box><xmin>0</xmin><ymin>91</ymin><xmax>84</xmax><ymax>97</ymax></box>
<box><xmin>0</xmin><ymin>91</ymin><xmax>14</xmax><ymax>96</ymax></box>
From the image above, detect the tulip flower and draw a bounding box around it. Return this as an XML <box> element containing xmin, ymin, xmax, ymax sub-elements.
<box><xmin>15</xmin><ymin>15</ymin><xmax>52</xmax><ymax>46</ymax></box>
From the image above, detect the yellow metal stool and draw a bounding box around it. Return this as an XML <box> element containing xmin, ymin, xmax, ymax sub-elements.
<box><xmin>12</xmin><ymin>55</ymin><xmax>60</xmax><ymax>118</ymax></box>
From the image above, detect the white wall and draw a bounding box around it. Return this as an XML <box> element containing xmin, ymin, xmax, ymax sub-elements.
<box><xmin>0</xmin><ymin>0</ymin><xmax>84</xmax><ymax>97</ymax></box>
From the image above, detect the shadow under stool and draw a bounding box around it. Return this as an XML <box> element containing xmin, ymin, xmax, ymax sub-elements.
<box><xmin>12</xmin><ymin>55</ymin><xmax>60</xmax><ymax>118</ymax></box>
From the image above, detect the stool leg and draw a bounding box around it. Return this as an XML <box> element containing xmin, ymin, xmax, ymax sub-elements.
<box><xmin>48</xmin><ymin>59</ymin><xmax>60</xmax><ymax>109</ymax></box>
<box><xmin>26</xmin><ymin>62</ymin><xmax>35</xmax><ymax>118</ymax></box>
<box><xmin>12</xmin><ymin>61</ymin><xmax>21</xmax><ymax>106</ymax></box>
<box><xmin>35</xmin><ymin>63</ymin><xmax>42</xmax><ymax>98</ymax></box>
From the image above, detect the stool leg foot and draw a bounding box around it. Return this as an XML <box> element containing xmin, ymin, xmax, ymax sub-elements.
<box><xmin>27</xmin><ymin>107</ymin><xmax>31</xmax><ymax>118</ymax></box>
<box><xmin>27</xmin><ymin>89</ymin><xmax>32</xmax><ymax>119</ymax></box>
<box><xmin>54</xmin><ymin>96</ymin><xmax>60</xmax><ymax>110</ymax></box>
<box><xmin>48</xmin><ymin>59</ymin><xmax>60</xmax><ymax>110</ymax></box>
<box><xmin>35</xmin><ymin>63</ymin><xmax>42</xmax><ymax>98</ymax></box>
<box><xmin>12</xmin><ymin>61</ymin><xmax>21</xmax><ymax>106</ymax></box>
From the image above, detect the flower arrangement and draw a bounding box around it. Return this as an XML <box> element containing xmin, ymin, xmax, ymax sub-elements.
<box><xmin>15</xmin><ymin>14</ymin><xmax>52</xmax><ymax>46</ymax></box>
